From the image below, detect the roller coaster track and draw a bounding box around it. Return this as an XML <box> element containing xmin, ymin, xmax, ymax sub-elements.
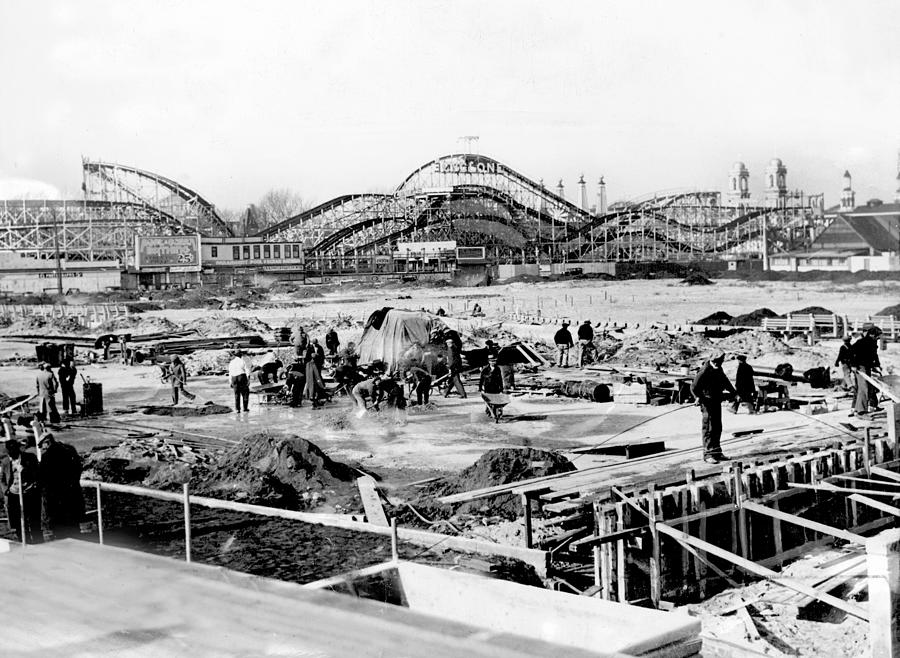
<box><xmin>255</xmin><ymin>194</ymin><xmax>398</xmax><ymax>239</ymax></box>
<box><xmin>82</xmin><ymin>160</ymin><xmax>232</xmax><ymax>236</ymax></box>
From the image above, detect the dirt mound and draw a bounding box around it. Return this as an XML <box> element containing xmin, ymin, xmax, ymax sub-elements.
<box><xmin>877</xmin><ymin>302</ymin><xmax>900</xmax><ymax>316</ymax></box>
<box><xmin>789</xmin><ymin>306</ymin><xmax>834</xmax><ymax>316</ymax></box>
<box><xmin>193</xmin><ymin>433</ymin><xmax>359</xmax><ymax>509</ymax></box>
<box><xmin>182</xmin><ymin>314</ymin><xmax>271</xmax><ymax>337</ymax></box>
<box><xmin>141</xmin><ymin>402</ymin><xmax>233</xmax><ymax>416</ymax></box>
<box><xmin>695</xmin><ymin>310</ymin><xmax>733</xmax><ymax>325</ymax></box>
<box><xmin>611</xmin><ymin>328</ymin><xmax>710</xmax><ymax>368</ymax></box>
<box><xmin>716</xmin><ymin>330</ymin><xmax>791</xmax><ymax>358</ymax></box>
<box><xmin>95</xmin><ymin>315</ymin><xmax>181</xmax><ymax>335</ymax></box>
<box><xmin>408</xmin><ymin>448</ymin><xmax>575</xmax><ymax>520</ymax></box>
<box><xmin>730</xmin><ymin>307</ymin><xmax>779</xmax><ymax>327</ymax></box>
<box><xmin>680</xmin><ymin>272</ymin><xmax>714</xmax><ymax>286</ymax></box>
<box><xmin>185</xmin><ymin>349</ymin><xmax>233</xmax><ymax>376</ymax></box>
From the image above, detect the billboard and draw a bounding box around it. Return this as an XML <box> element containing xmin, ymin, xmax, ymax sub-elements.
<box><xmin>134</xmin><ymin>235</ymin><xmax>201</xmax><ymax>272</ymax></box>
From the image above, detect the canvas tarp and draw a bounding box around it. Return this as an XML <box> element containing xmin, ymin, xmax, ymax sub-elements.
<box><xmin>358</xmin><ymin>309</ymin><xmax>441</xmax><ymax>370</ymax></box>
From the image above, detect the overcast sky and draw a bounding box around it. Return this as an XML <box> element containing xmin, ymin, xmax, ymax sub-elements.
<box><xmin>2</xmin><ymin>0</ymin><xmax>899</xmax><ymax>210</ymax></box>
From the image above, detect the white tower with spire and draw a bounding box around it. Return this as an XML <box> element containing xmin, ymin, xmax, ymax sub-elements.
<box><xmin>597</xmin><ymin>177</ymin><xmax>607</xmax><ymax>215</ymax></box>
<box><xmin>764</xmin><ymin>158</ymin><xmax>788</xmax><ymax>207</ymax></box>
<box><xmin>557</xmin><ymin>179</ymin><xmax>565</xmax><ymax>199</ymax></box>
<box><xmin>840</xmin><ymin>170</ymin><xmax>856</xmax><ymax>212</ymax></box>
<box><xmin>726</xmin><ymin>161</ymin><xmax>750</xmax><ymax>207</ymax></box>
<box><xmin>578</xmin><ymin>175</ymin><xmax>587</xmax><ymax>211</ymax></box>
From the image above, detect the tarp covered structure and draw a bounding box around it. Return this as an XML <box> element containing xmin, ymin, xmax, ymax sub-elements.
<box><xmin>358</xmin><ymin>308</ymin><xmax>441</xmax><ymax>370</ymax></box>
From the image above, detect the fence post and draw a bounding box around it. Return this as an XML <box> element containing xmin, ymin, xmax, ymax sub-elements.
<box><xmin>183</xmin><ymin>483</ymin><xmax>192</xmax><ymax>563</ymax></box>
<box><xmin>390</xmin><ymin>517</ymin><xmax>399</xmax><ymax>562</ymax></box>
<box><xmin>867</xmin><ymin>528</ymin><xmax>900</xmax><ymax>658</ymax></box>
<box><xmin>96</xmin><ymin>484</ymin><xmax>104</xmax><ymax>545</ymax></box>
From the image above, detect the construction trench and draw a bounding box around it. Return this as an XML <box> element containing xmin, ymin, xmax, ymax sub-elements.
<box><xmin>3</xmin><ymin>279</ymin><xmax>900</xmax><ymax>656</ymax></box>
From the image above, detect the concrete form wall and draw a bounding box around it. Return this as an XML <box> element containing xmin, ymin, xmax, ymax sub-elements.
<box><xmin>0</xmin><ymin>269</ymin><xmax>121</xmax><ymax>294</ymax></box>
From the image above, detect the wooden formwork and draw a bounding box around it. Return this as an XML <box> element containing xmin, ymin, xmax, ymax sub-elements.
<box><xmin>564</xmin><ymin>434</ymin><xmax>899</xmax><ymax>613</ymax></box>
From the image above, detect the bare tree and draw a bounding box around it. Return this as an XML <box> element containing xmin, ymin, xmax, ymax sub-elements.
<box><xmin>258</xmin><ymin>188</ymin><xmax>308</xmax><ymax>226</ymax></box>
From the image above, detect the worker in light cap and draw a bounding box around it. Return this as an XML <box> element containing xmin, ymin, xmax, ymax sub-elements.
<box><xmin>690</xmin><ymin>351</ymin><xmax>736</xmax><ymax>464</ymax></box>
<box><xmin>834</xmin><ymin>335</ymin><xmax>856</xmax><ymax>395</ymax></box>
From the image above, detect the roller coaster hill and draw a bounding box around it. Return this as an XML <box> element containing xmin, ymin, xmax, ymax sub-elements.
<box><xmin>0</xmin><ymin>155</ymin><xmax>824</xmax><ymax>291</ymax></box>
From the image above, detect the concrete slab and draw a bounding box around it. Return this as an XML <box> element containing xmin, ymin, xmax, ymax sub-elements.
<box><xmin>0</xmin><ymin>540</ymin><xmax>615</xmax><ymax>657</ymax></box>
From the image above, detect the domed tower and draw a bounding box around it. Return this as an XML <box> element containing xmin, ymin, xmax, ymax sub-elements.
<box><xmin>597</xmin><ymin>176</ymin><xmax>608</xmax><ymax>215</ymax></box>
<box><xmin>557</xmin><ymin>179</ymin><xmax>565</xmax><ymax>199</ymax></box>
<box><xmin>726</xmin><ymin>161</ymin><xmax>750</xmax><ymax>207</ymax></box>
<box><xmin>764</xmin><ymin>158</ymin><xmax>787</xmax><ymax>207</ymax></box>
<box><xmin>840</xmin><ymin>170</ymin><xmax>856</xmax><ymax>211</ymax></box>
<box><xmin>894</xmin><ymin>170</ymin><xmax>900</xmax><ymax>204</ymax></box>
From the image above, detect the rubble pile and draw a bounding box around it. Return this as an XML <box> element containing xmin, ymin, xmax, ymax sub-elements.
<box><xmin>716</xmin><ymin>330</ymin><xmax>791</xmax><ymax>358</ymax></box>
<box><xmin>96</xmin><ymin>315</ymin><xmax>180</xmax><ymax>335</ymax></box>
<box><xmin>83</xmin><ymin>436</ymin><xmax>215</xmax><ymax>488</ymax></box>
<box><xmin>1</xmin><ymin>315</ymin><xmax>89</xmax><ymax>335</ymax></box>
<box><xmin>610</xmin><ymin>328</ymin><xmax>710</xmax><ymax>368</ymax></box>
<box><xmin>185</xmin><ymin>349</ymin><xmax>234</xmax><ymax>376</ymax></box>
<box><xmin>182</xmin><ymin>314</ymin><xmax>272</xmax><ymax>337</ymax></box>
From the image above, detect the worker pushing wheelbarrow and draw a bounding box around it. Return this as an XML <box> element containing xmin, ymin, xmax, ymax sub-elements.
<box><xmin>479</xmin><ymin>354</ymin><xmax>510</xmax><ymax>423</ymax></box>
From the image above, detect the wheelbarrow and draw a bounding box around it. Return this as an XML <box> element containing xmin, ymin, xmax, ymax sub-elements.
<box><xmin>481</xmin><ymin>392</ymin><xmax>510</xmax><ymax>423</ymax></box>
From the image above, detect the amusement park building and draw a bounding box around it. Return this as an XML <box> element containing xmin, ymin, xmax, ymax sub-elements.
<box><xmin>0</xmin><ymin>154</ymin><xmax>828</xmax><ymax>292</ymax></box>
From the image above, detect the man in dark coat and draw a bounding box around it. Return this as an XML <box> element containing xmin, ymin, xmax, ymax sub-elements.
<box><xmin>325</xmin><ymin>328</ymin><xmax>340</xmax><ymax>356</ymax></box>
<box><xmin>479</xmin><ymin>355</ymin><xmax>505</xmax><ymax>395</ymax></box>
<box><xmin>170</xmin><ymin>356</ymin><xmax>195</xmax><ymax>404</ymax></box>
<box><xmin>691</xmin><ymin>351</ymin><xmax>736</xmax><ymax>463</ymax></box>
<box><xmin>285</xmin><ymin>358</ymin><xmax>306</xmax><ymax>407</ymax></box>
<box><xmin>554</xmin><ymin>322</ymin><xmax>574</xmax><ymax>367</ymax></box>
<box><xmin>57</xmin><ymin>358</ymin><xmax>78</xmax><ymax>416</ymax></box>
<box><xmin>1</xmin><ymin>440</ymin><xmax>42</xmax><ymax>543</ymax></box>
<box><xmin>37</xmin><ymin>432</ymin><xmax>84</xmax><ymax>540</ymax></box>
<box><xmin>834</xmin><ymin>335</ymin><xmax>857</xmax><ymax>396</ymax></box>
<box><xmin>444</xmin><ymin>339</ymin><xmax>467</xmax><ymax>398</ymax></box>
<box><xmin>577</xmin><ymin>320</ymin><xmax>595</xmax><ymax>367</ymax></box>
<box><xmin>851</xmin><ymin>327</ymin><xmax>881</xmax><ymax>416</ymax></box>
<box><xmin>36</xmin><ymin>363</ymin><xmax>61</xmax><ymax>424</ymax></box>
<box><xmin>730</xmin><ymin>355</ymin><xmax>757</xmax><ymax>414</ymax></box>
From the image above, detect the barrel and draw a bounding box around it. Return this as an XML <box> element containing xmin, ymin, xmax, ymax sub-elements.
<box><xmin>558</xmin><ymin>379</ymin><xmax>611</xmax><ymax>403</ymax></box>
<box><xmin>82</xmin><ymin>383</ymin><xmax>103</xmax><ymax>415</ymax></box>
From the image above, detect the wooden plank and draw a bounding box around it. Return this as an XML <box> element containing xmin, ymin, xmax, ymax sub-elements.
<box><xmin>655</xmin><ymin>523</ymin><xmax>868</xmax><ymax>620</ymax></box>
<box><xmin>357</xmin><ymin>476</ymin><xmax>389</xmax><ymax>527</ymax></box>
<box><xmin>570</xmin><ymin>526</ymin><xmax>646</xmax><ymax>550</ymax></box>
<box><xmin>742</xmin><ymin>501</ymin><xmax>866</xmax><ymax>545</ymax></box>
<box><xmin>848</xmin><ymin>493</ymin><xmax>900</xmax><ymax>517</ymax></box>
<box><xmin>871</xmin><ymin>466</ymin><xmax>900</xmax><ymax>483</ymax></box>
<box><xmin>790</xmin><ymin>482</ymin><xmax>900</xmax><ymax>497</ymax></box>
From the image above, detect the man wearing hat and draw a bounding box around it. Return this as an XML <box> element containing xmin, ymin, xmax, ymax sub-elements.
<box><xmin>170</xmin><ymin>356</ymin><xmax>195</xmax><ymax>405</ymax></box>
<box><xmin>577</xmin><ymin>320</ymin><xmax>595</xmax><ymax>367</ymax></box>
<box><xmin>691</xmin><ymin>351</ymin><xmax>736</xmax><ymax>463</ymax></box>
<box><xmin>37</xmin><ymin>432</ymin><xmax>84</xmax><ymax>540</ymax></box>
<box><xmin>554</xmin><ymin>321</ymin><xmax>574</xmax><ymax>367</ymax></box>
<box><xmin>850</xmin><ymin>326</ymin><xmax>882</xmax><ymax>417</ymax></box>
<box><xmin>35</xmin><ymin>362</ymin><xmax>61</xmax><ymax>424</ymax></box>
<box><xmin>0</xmin><ymin>439</ymin><xmax>41</xmax><ymax>543</ymax></box>
<box><xmin>444</xmin><ymin>338</ymin><xmax>467</xmax><ymax>398</ymax></box>
<box><xmin>730</xmin><ymin>355</ymin><xmax>757</xmax><ymax>414</ymax></box>
<box><xmin>834</xmin><ymin>335</ymin><xmax>856</xmax><ymax>395</ymax></box>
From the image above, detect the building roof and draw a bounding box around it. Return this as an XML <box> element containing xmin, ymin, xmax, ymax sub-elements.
<box><xmin>848</xmin><ymin>201</ymin><xmax>900</xmax><ymax>216</ymax></box>
<box><xmin>811</xmin><ymin>214</ymin><xmax>897</xmax><ymax>253</ymax></box>
<box><xmin>845</xmin><ymin>215</ymin><xmax>897</xmax><ymax>251</ymax></box>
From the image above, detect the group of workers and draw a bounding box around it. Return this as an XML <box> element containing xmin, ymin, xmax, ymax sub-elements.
<box><xmin>554</xmin><ymin>320</ymin><xmax>597</xmax><ymax>368</ymax></box>
<box><xmin>0</xmin><ymin>432</ymin><xmax>84</xmax><ymax>544</ymax></box>
<box><xmin>692</xmin><ymin>326</ymin><xmax>885</xmax><ymax>464</ymax></box>
<box><xmin>32</xmin><ymin>359</ymin><xmax>79</xmax><ymax>424</ymax></box>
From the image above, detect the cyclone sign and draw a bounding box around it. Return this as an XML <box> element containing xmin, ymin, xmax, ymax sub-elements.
<box><xmin>134</xmin><ymin>235</ymin><xmax>201</xmax><ymax>271</ymax></box>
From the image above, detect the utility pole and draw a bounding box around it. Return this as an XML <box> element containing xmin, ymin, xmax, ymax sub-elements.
<box><xmin>51</xmin><ymin>207</ymin><xmax>63</xmax><ymax>295</ymax></box>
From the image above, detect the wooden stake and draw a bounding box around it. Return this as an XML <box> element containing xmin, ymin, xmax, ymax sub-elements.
<box><xmin>648</xmin><ymin>485</ymin><xmax>661</xmax><ymax>608</ymax></box>
<box><xmin>391</xmin><ymin>518</ymin><xmax>399</xmax><ymax>561</ymax></box>
<box><xmin>733</xmin><ymin>462</ymin><xmax>749</xmax><ymax>559</ymax></box>
<box><xmin>615</xmin><ymin>501</ymin><xmax>627</xmax><ymax>603</ymax></box>
<box><xmin>521</xmin><ymin>493</ymin><xmax>533</xmax><ymax>549</ymax></box>
<box><xmin>183</xmin><ymin>483</ymin><xmax>191</xmax><ymax>563</ymax></box>
<box><xmin>96</xmin><ymin>485</ymin><xmax>104</xmax><ymax>545</ymax></box>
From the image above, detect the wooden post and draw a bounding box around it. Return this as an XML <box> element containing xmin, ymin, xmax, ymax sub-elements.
<box><xmin>647</xmin><ymin>485</ymin><xmax>661</xmax><ymax>608</ymax></box>
<box><xmin>30</xmin><ymin>419</ymin><xmax>44</xmax><ymax>462</ymax></box>
<box><xmin>600</xmin><ymin>511</ymin><xmax>612</xmax><ymax>600</ymax></box>
<box><xmin>593</xmin><ymin>545</ymin><xmax>602</xmax><ymax>590</ymax></box>
<box><xmin>867</xmin><ymin>528</ymin><xmax>900</xmax><ymax>658</ymax></box>
<box><xmin>96</xmin><ymin>484</ymin><xmax>104</xmax><ymax>545</ymax></box>
<box><xmin>521</xmin><ymin>493</ymin><xmax>533</xmax><ymax>549</ymax></box>
<box><xmin>733</xmin><ymin>462</ymin><xmax>749</xmax><ymax>560</ymax></box>
<box><xmin>391</xmin><ymin>518</ymin><xmax>399</xmax><ymax>561</ymax></box>
<box><xmin>183</xmin><ymin>483</ymin><xmax>191</xmax><ymax>563</ymax></box>
<box><xmin>17</xmin><ymin>470</ymin><xmax>26</xmax><ymax>547</ymax></box>
<box><xmin>865</xmin><ymin>429</ymin><xmax>873</xmax><ymax>477</ymax></box>
<box><xmin>888</xmin><ymin>403</ymin><xmax>900</xmax><ymax>460</ymax></box>
<box><xmin>615</xmin><ymin>501</ymin><xmax>627</xmax><ymax>602</ymax></box>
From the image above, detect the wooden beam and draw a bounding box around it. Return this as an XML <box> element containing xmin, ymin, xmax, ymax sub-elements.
<box><xmin>742</xmin><ymin>501</ymin><xmax>866</xmax><ymax>545</ymax></box>
<box><xmin>357</xmin><ymin>476</ymin><xmax>389</xmax><ymax>527</ymax></box>
<box><xmin>833</xmin><ymin>475</ymin><xmax>900</xmax><ymax>488</ymax></box>
<box><xmin>871</xmin><ymin>466</ymin><xmax>900</xmax><ymax>483</ymax></box>
<box><xmin>791</xmin><ymin>482</ymin><xmax>900</xmax><ymax>498</ymax></box>
<box><xmin>849</xmin><ymin>494</ymin><xmax>900</xmax><ymax>518</ymax></box>
<box><xmin>858</xmin><ymin>371</ymin><xmax>900</xmax><ymax>403</ymax></box>
<box><xmin>569</xmin><ymin>526</ymin><xmax>646</xmax><ymax>551</ymax></box>
<box><xmin>655</xmin><ymin>522</ymin><xmax>868</xmax><ymax>620</ymax></box>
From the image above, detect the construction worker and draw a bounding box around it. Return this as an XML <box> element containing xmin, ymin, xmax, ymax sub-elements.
<box><xmin>850</xmin><ymin>327</ymin><xmax>882</xmax><ymax>417</ymax></box>
<box><xmin>257</xmin><ymin>350</ymin><xmax>283</xmax><ymax>385</ymax></box>
<box><xmin>1</xmin><ymin>439</ymin><xmax>42</xmax><ymax>544</ymax></box>
<box><xmin>35</xmin><ymin>363</ymin><xmax>61</xmax><ymax>424</ymax></box>
<box><xmin>303</xmin><ymin>345</ymin><xmax>328</xmax><ymax>408</ymax></box>
<box><xmin>554</xmin><ymin>321</ymin><xmax>574</xmax><ymax>367</ymax></box>
<box><xmin>479</xmin><ymin>354</ymin><xmax>504</xmax><ymax>395</ymax></box>
<box><xmin>285</xmin><ymin>357</ymin><xmax>306</xmax><ymax>407</ymax></box>
<box><xmin>444</xmin><ymin>339</ymin><xmax>467</xmax><ymax>398</ymax></box>
<box><xmin>227</xmin><ymin>349</ymin><xmax>253</xmax><ymax>413</ymax></box>
<box><xmin>405</xmin><ymin>367</ymin><xmax>432</xmax><ymax>406</ymax></box>
<box><xmin>729</xmin><ymin>355</ymin><xmax>757</xmax><ymax>414</ymax></box>
<box><xmin>37</xmin><ymin>432</ymin><xmax>84</xmax><ymax>540</ymax></box>
<box><xmin>577</xmin><ymin>320</ymin><xmax>594</xmax><ymax>367</ymax></box>
<box><xmin>313</xmin><ymin>339</ymin><xmax>326</xmax><ymax>371</ymax></box>
<box><xmin>292</xmin><ymin>326</ymin><xmax>309</xmax><ymax>358</ymax></box>
<box><xmin>379</xmin><ymin>376</ymin><xmax>408</xmax><ymax>424</ymax></box>
<box><xmin>170</xmin><ymin>356</ymin><xmax>195</xmax><ymax>404</ymax></box>
<box><xmin>835</xmin><ymin>335</ymin><xmax>856</xmax><ymax>395</ymax></box>
<box><xmin>691</xmin><ymin>351</ymin><xmax>736</xmax><ymax>464</ymax></box>
<box><xmin>351</xmin><ymin>375</ymin><xmax>383</xmax><ymax>418</ymax></box>
<box><xmin>57</xmin><ymin>358</ymin><xmax>78</xmax><ymax>416</ymax></box>
<box><xmin>325</xmin><ymin>327</ymin><xmax>340</xmax><ymax>356</ymax></box>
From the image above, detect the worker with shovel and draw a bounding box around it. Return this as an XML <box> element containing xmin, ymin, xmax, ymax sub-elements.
<box><xmin>170</xmin><ymin>356</ymin><xmax>196</xmax><ymax>405</ymax></box>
